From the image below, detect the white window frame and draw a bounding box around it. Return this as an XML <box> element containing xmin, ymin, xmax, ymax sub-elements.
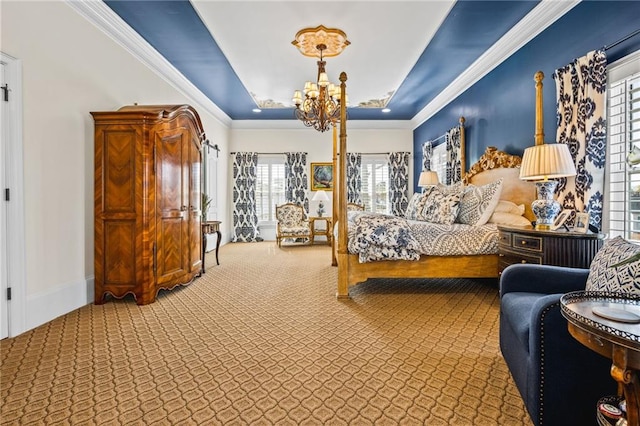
<box><xmin>431</xmin><ymin>142</ymin><xmax>448</xmax><ymax>184</ymax></box>
<box><xmin>361</xmin><ymin>154</ymin><xmax>389</xmax><ymax>214</ymax></box>
<box><xmin>256</xmin><ymin>154</ymin><xmax>286</xmax><ymax>224</ymax></box>
<box><xmin>605</xmin><ymin>50</ymin><xmax>640</xmax><ymax>240</ymax></box>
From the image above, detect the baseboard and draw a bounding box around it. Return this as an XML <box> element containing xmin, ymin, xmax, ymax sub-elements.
<box><xmin>25</xmin><ymin>276</ymin><xmax>94</xmax><ymax>332</ymax></box>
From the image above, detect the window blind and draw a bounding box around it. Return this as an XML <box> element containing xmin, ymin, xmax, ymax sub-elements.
<box><xmin>607</xmin><ymin>72</ymin><xmax>640</xmax><ymax>240</ymax></box>
<box><xmin>256</xmin><ymin>155</ymin><xmax>285</xmax><ymax>222</ymax></box>
<box><xmin>361</xmin><ymin>155</ymin><xmax>389</xmax><ymax>214</ymax></box>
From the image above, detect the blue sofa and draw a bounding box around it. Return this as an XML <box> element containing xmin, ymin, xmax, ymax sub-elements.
<box><xmin>499</xmin><ymin>264</ymin><xmax>617</xmax><ymax>426</ymax></box>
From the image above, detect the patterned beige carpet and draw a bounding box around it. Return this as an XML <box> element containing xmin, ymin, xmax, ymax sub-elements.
<box><xmin>1</xmin><ymin>242</ymin><xmax>531</xmax><ymax>425</ymax></box>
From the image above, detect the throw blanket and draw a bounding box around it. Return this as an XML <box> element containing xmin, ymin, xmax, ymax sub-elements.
<box><xmin>346</xmin><ymin>211</ymin><xmax>499</xmax><ymax>261</ymax></box>
<box><xmin>349</xmin><ymin>213</ymin><xmax>420</xmax><ymax>263</ymax></box>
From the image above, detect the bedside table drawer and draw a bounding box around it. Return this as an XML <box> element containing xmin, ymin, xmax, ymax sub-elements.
<box><xmin>497</xmin><ymin>225</ymin><xmax>604</xmax><ymax>273</ymax></box>
<box><xmin>500</xmin><ymin>249</ymin><xmax>542</xmax><ymax>266</ymax></box>
<box><xmin>512</xmin><ymin>234</ymin><xmax>542</xmax><ymax>252</ymax></box>
<box><xmin>499</xmin><ymin>232</ymin><xmax>512</xmax><ymax>247</ymax></box>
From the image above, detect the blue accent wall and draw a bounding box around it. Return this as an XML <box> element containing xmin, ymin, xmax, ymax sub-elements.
<box><xmin>413</xmin><ymin>1</ymin><xmax>640</xmax><ymax>187</ymax></box>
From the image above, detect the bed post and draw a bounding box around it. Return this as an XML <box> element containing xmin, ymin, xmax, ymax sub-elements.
<box><xmin>337</xmin><ymin>72</ymin><xmax>350</xmax><ymax>299</ymax></box>
<box><xmin>459</xmin><ymin>116</ymin><xmax>466</xmax><ymax>178</ymax></box>
<box><xmin>331</xmin><ymin>125</ymin><xmax>338</xmax><ymax>266</ymax></box>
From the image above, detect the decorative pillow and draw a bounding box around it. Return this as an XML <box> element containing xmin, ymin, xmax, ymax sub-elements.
<box><xmin>494</xmin><ymin>200</ymin><xmax>526</xmax><ymax>216</ymax></box>
<box><xmin>585</xmin><ymin>236</ymin><xmax>640</xmax><ymax>295</ymax></box>
<box><xmin>405</xmin><ymin>191</ymin><xmax>430</xmax><ymax>220</ymax></box>
<box><xmin>487</xmin><ymin>212</ymin><xmax>532</xmax><ymax>227</ymax></box>
<box><xmin>456</xmin><ymin>179</ymin><xmax>504</xmax><ymax>226</ymax></box>
<box><xmin>436</xmin><ymin>182</ymin><xmax>463</xmax><ymax>196</ymax></box>
<box><xmin>417</xmin><ymin>188</ymin><xmax>461</xmax><ymax>225</ymax></box>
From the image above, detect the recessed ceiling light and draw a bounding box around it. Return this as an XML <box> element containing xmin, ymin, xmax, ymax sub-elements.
<box><xmin>382</xmin><ymin>108</ymin><xmax>391</xmax><ymax>113</ymax></box>
<box><xmin>252</xmin><ymin>108</ymin><xmax>262</xmax><ymax>113</ymax></box>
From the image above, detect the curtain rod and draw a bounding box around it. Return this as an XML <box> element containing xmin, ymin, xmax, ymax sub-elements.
<box><xmin>229</xmin><ymin>152</ymin><xmax>286</xmax><ymax>155</ymax></box>
<box><xmin>604</xmin><ymin>28</ymin><xmax>640</xmax><ymax>50</ymax></box>
<box><xmin>431</xmin><ymin>133</ymin><xmax>448</xmax><ymax>143</ymax></box>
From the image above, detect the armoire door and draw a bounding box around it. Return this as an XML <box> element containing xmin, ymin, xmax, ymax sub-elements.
<box><xmin>188</xmin><ymin>135</ymin><xmax>202</xmax><ymax>273</ymax></box>
<box><xmin>155</xmin><ymin>128</ymin><xmax>190</xmax><ymax>286</ymax></box>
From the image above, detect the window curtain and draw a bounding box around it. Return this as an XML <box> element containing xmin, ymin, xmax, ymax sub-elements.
<box><xmin>553</xmin><ymin>49</ymin><xmax>607</xmax><ymax>230</ymax></box>
<box><xmin>387</xmin><ymin>152</ymin><xmax>410</xmax><ymax>216</ymax></box>
<box><xmin>232</xmin><ymin>152</ymin><xmax>260</xmax><ymax>242</ymax></box>
<box><xmin>422</xmin><ymin>141</ymin><xmax>433</xmax><ymax>171</ymax></box>
<box><xmin>346</xmin><ymin>152</ymin><xmax>362</xmax><ymax>204</ymax></box>
<box><xmin>446</xmin><ymin>126</ymin><xmax>463</xmax><ymax>184</ymax></box>
<box><xmin>285</xmin><ymin>152</ymin><xmax>309</xmax><ymax>213</ymax></box>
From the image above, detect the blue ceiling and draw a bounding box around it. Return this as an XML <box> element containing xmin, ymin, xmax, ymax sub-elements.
<box><xmin>104</xmin><ymin>0</ymin><xmax>539</xmax><ymax>121</ymax></box>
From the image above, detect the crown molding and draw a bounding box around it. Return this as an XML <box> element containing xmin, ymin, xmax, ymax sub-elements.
<box><xmin>411</xmin><ymin>0</ymin><xmax>580</xmax><ymax>129</ymax></box>
<box><xmin>230</xmin><ymin>120</ymin><xmax>413</xmax><ymax>130</ymax></box>
<box><xmin>65</xmin><ymin>0</ymin><xmax>232</xmax><ymax>127</ymax></box>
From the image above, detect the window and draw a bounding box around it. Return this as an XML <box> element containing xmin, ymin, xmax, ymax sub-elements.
<box><xmin>431</xmin><ymin>142</ymin><xmax>447</xmax><ymax>184</ymax></box>
<box><xmin>361</xmin><ymin>155</ymin><xmax>389</xmax><ymax>214</ymax></box>
<box><xmin>256</xmin><ymin>155</ymin><xmax>285</xmax><ymax>222</ymax></box>
<box><xmin>607</xmin><ymin>55</ymin><xmax>640</xmax><ymax>240</ymax></box>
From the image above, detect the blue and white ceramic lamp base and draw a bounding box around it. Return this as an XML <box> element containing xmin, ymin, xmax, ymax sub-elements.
<box><xmin>532</xmin><ymin>180</ymin><xmax>561</xmax><ymax>230</ymax></box>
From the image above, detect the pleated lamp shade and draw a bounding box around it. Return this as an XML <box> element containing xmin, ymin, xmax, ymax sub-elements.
<box><xmin>519</xmin><ymin>143</ymin><xmax>576</xmax><ymax>181</ymax></box>
<box><xmin>418</xmin><ymin>171</ymin><xmax>440</xmax><ymax>187</ymax></box>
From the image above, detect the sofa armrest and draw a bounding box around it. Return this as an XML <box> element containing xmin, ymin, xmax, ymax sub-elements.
<box><xmin>500</xmin><ymin>264</ymin><xmax>589</xmax><ymax>297</ymax></box>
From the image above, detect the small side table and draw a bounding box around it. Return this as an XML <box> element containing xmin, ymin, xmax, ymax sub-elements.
<box><xmin>309</xmin><ymin>216</ymin><xmax>332</xmax><ymax>245</ymax></box>
<box><xmin>202</xmin><ymin>220</ymin><xmax>221</xmax><ymax>273</ymax></box>
<box><xmin>561</xmin><ymin>291</ymin><xmax>640</xmax><ymax>426</ymax></box>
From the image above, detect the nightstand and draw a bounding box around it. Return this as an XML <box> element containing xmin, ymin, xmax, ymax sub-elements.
<box><xmin>309</xmin><ymin>216</ymin><xmax>332</xmax><ymax>245</ymax></box>
<box><xmin>497</xmin><ymin>225</ymin><xmax>604</xmax><ymax>274</ymax></box>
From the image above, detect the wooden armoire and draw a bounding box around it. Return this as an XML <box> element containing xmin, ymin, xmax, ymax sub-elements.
<box><xmin>92</xmin><ymin>105</ymin><xmax>205</xmax><ymax>305</ymax></box>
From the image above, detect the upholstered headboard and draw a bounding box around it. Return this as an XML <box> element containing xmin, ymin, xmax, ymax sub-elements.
<box><xmin>466</xmin><ymin>147</ymin><xmax>537</xmax><ymax>222</ymax></box>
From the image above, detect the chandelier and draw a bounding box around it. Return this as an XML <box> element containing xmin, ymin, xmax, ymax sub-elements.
<box><xmin>291</xmin><ymin>26</ymin><xmax>349</xmax><ymax>133</ymax></box>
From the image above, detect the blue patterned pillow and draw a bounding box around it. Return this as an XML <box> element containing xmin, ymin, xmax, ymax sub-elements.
<box><xmin>418</xmin><ymin>188</ymin><xmax>461</xmax><ymax>225</ymax></box>
<box><xmin>585</xmin><ymin>236</ymin><xmax>640</xmax><ymax>295</ymax></box>
<box><xmin>405</xmin><ymin>188</ymin><xmax>433</xmax><ymax>220</ymax></box>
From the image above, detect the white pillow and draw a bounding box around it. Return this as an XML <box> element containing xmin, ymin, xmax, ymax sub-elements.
<box><xmin>487</xmin><ymin>212</ymin><xmax>532</xmax><ymax>227</ymax></box>
<box><xmin>494</xmin><ymin>200</ymin><xmax>525</xmax><ymax>216</ymax></box>
<box><xmin>457</xmin><ymin>179</ymin><xmax>504</xmax><ymax>226</ymax></box>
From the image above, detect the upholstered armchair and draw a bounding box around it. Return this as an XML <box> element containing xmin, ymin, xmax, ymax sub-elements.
<box><xmin>275</xmin><ymin>203</ymin><xmax>311</xmax><ymax>247</ymax></box>
<box><xmin>499</xmin><ymin>264</ymin><xmax>616</xmax><ymax>426</ymax></box>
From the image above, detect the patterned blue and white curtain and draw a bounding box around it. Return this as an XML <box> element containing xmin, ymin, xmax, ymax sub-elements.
<box><xmin>446</xmin><ymin>126</ymin><xmax>463</xmax><ymax>184</ymax></box>
<box><xmin>553</xmin><ymin>49</ymin><xmax>607</xmax><ymax>230</ymax></box>
<box><xmin>422</xmin><ymin>141</ymin><xmax>433</xmax><ymax>171</ymax></box>
<box><xmin>387</xmin><ymin>152</ymin><xmax>410</xmax><ymax>216</ymax></box>
<box><xmin>285</xmin><ymin>152</ymin><xmax>309</xmax><ymax>213</ymax></box>
<box><xmin>346</xmin><ymin>152</ymin><xmax>362</xmax><ymax>204</ymax></box>
<box><xmin>232</xmin><ymin>152</ymin><xmax>260</xmax><ymax>242</ymax></box>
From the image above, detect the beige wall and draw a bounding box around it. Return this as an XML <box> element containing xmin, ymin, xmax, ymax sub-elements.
<box><xmin>229</xmin><ymin>126</ymin><xmax>414</xmax><ymax>226</ymax></box>
<box><xmin>1</xmin><ymin>1</ymin><xmax>231</xmax><ymax>332</ymax></box>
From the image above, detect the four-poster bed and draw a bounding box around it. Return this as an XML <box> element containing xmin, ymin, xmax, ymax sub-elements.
<box><xmin>332</xmin><ymin>73</ymin><xmax>537</xmax><ymax>299</ymax></box>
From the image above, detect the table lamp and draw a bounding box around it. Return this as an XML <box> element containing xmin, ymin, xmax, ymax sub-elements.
<box><xmin>312</xmin><ymin>190</ymin><xmax>330</xmax><ymax>217</ymax></box>
<box><xmin>418</xmin><ymin>171</ymin><xmax>439</xmax><ymax>189</ymax></box>
<box><xmin>519</xmin><ymin>143</ymin><xmax>576</xmax><ymax>230</ymax></box>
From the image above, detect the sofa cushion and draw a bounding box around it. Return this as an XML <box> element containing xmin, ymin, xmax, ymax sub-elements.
<box><xmin>586</xmin><ymin>236</ymin><xmax>640</xmax><ymax>295</ymax></box>
<box><xmin>501</xmin><ymin>292</ymin><xmax>543</xmax><ymax>351</ymax></box>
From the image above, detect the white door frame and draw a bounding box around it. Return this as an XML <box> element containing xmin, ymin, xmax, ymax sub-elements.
<box><xmin>1</xmin><ymin>52</ymin><xmax>27</xmax><ymax>338</ymax></box>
